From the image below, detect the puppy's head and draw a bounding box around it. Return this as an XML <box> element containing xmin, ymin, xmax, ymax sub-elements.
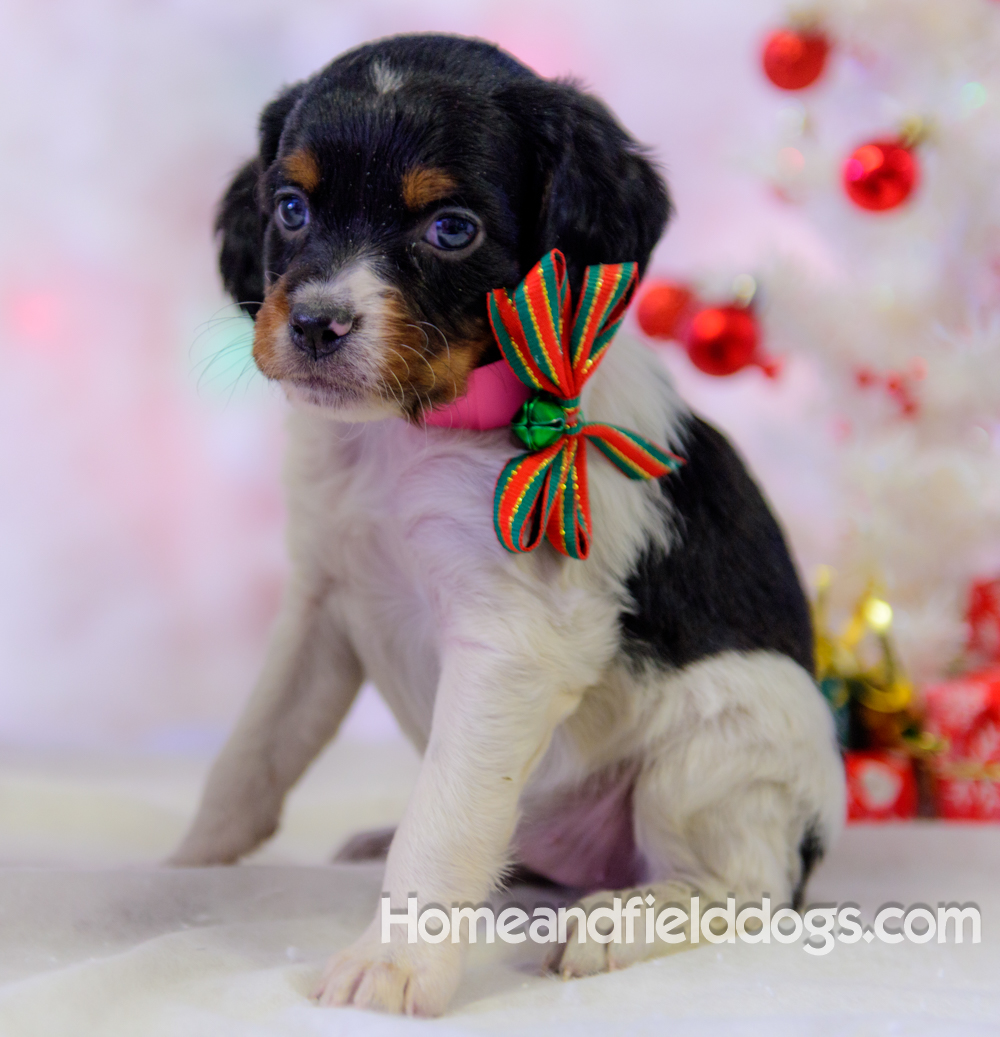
<box><xmin>218</xmin><ymin>35</ymin><xmax>670</xmax><ymax>420</ymax></box>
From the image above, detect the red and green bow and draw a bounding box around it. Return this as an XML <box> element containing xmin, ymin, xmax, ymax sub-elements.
<box><xmin>489</xmin><ymin>249</ymin><xmax>683</xmax><ymax>559</ymax></box>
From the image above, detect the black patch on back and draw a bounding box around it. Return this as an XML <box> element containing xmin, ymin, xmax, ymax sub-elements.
<box><xmin>793</xmin><ymin>817</ymin><xmax>825</xmax><ymax>910</ymax></box>
<box><xmin>620</xmin><ymin>415</ymin><xmax>814</xmax><ymax>674</ymax></box>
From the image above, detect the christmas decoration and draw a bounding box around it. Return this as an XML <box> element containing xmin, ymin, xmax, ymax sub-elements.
<box><xmin>635</xmin><ymin>281</ymin><xmax>695</xmax><ymax>340</ymax></box>
<box><xmin>853</xmin><ymin>362</ymin><xmax>922</xmax><ymax>418</ymax></box>
<box><xmin>683</xmin><ymin>304</ymin><xmax>781</xmax><ymax>378</ymax></box>
<box><xmin>685</xmin><ymin>305</ymin><xmax>756</xmax><ymax>374</ymax></box>
<box><xmin>755</xmin><ymin>1</ymin><xmax>1000</xmax><ymax>691</ymax></box>
<box><xmin>967</xmin><ymin>578</ymin><xmax>1000</xmax><ymax>666</ymax></box>
<box><xmin>845</xmin><ymin>750</ymin><xmax>918</xmax><ymax>821</ymax></box>
<box><xmin>511</xmin><ymin>394</ymin><xmax>568</xmax><ymax>451</ymax></box>
<box><xmin>814</xmin><ymin>576</ymin><xmax>920</xmax><ymax>746</ymax></box>
<box><xmin>762</xmin><ymin>27</ymin><xmax>830</xmax><ymax>91</ymax></box>
<box><xmin>842</xmin><ymin>138</ymin><xmax>919</xmax><ymax>211</ymax></box>
<box><xmin>488</xmin><ymin>250</ymin><xmax>683</xmax><ymax>559</ymax></box>
<box><xmin>813</xmin><ymin>573</ymin><xmax>945</xmax><ymax>817</ymax></box>
<box><xmin>923</xmin><ymin>668</ymin><xmax>1000</xmax><ymax>820</ymax></box>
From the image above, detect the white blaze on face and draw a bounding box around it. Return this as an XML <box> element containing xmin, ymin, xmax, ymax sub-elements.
<box><xmin>281</xmin><ymin>260</ymin><xmax>411</xmax><ymax>420</ymax></box>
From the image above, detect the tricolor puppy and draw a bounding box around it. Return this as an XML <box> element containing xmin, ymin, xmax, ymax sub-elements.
<box><xmin>173</xmin><ymin>34</ymin><xmax>844</xmax><ymax>1016</ymax></box>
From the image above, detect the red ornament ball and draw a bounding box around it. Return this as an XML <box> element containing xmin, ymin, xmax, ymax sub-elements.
<box><xmin>636</xmin><ymin>281</ymin><xmax>695</xmax><ymax>340</ymax></box>
<box><xmin>762</xmin><ymin>28</ymin><xmax>830</xmax><ymax>90</ymax></box>
<box><xmin>684</xmin><ymin>306</ymin><xmax>758</xmax><ymax>376</ymax></box>
<box><xmin>843</xmin><ymin>140</ymin><xmax>918</xmax><ymax>211</ymax></box>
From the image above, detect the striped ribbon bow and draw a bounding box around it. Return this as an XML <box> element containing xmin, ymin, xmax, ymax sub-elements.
<box><xmin>489</xmin><ymin>250</ymin><xmax>683</xmax><ymax>559</ymax></box>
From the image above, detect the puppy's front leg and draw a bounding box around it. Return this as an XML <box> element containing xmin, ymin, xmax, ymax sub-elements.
<box><xmin>171</xmin><ymin>575</ymin><xmax>363</xmax><ymax>865</ymax></box>
<box><xmin>317</xmin><ymin>631</ymin><xmax>584</xmax><ymax>1016</ymax></box>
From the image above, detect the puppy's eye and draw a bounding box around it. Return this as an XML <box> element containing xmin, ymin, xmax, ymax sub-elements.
<box><xmin>276</xmin><ymin>194</ymin><xmax>309</xmax><ymax>232</ymax></box>
<box><xmin>424</xmin><ymin>213</ymin><xmax>479</xmax><ymax>251</ymax></box>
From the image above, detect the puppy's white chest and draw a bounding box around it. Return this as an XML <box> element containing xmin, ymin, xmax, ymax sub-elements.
<box><xmin>282</xmin><ymin>340</ymin><xmax>681</xmax><ymax>751</ymax></box>
<box><xmin>287</xmin><ymin>414</ymin><xmax>521</xmax><ymax>746</ymax></box>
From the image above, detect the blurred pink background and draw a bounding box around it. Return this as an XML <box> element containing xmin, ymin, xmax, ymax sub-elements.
<box><xmin>0</xmin><ymin>0</ymin><xmax>838</xmax><ymax>751</ymax></box>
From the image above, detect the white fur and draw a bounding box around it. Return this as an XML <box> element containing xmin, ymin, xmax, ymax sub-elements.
<box><xmin>172</xmin><ymin>334</ymin><xmax>844</xmax><ymax>1016</ymax></box>
<box><xmin>370</xmin><ymin>60</ymin><xmax>407</xmax><ymax>95</ymax></box>
<box><xmin>282</xmin><ymin>262</ymin><xmax>406</xmax><ymax>417</ymax></box>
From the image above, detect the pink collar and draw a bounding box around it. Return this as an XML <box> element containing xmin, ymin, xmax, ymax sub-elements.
<box><xmin>422</xmin><ymin>359</ymin><xmax>531</xmax><ymax>430</ymax></box>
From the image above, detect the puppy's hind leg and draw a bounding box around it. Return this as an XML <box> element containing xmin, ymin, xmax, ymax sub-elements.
<box><xmin>551</xmin><ymin>651</ymin><xmax>845</xmax><ymax>976</ymax></box>
<box><xmin>170</xmin><ymin>577</ymin><xmax>363</xmax><ymax>865</ymax></box>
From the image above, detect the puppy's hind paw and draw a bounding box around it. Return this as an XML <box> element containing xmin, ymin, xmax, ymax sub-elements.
<box><xmin>546</xmin><ymin>884</ymin><xmax>699</xmax><ymax>978</ymax></box>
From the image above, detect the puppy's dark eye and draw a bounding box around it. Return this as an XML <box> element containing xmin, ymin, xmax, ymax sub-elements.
<box><xmin>276</xmin><ymin>194</ymin><xmax>309</xmax><ymax>232</ymax></box>
<box><xmin>425</xmin><ymin>213</ymin><xmax>479</xmax><ymax>251</ymax></box>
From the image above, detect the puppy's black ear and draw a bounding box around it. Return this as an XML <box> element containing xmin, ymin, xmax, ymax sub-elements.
<box><xmin>215</xmin><ymin>83</ymin><xmax>307</xmax><ymax>319</ymax></box>
<box><xmin>497</xmin><ymin>79</ymin><xmax>671</xmax><ymax>292</ymax></box>
<box><xmin>257</xmin><ymin>81</ymin><xmax>307</xmax><ymax>168</ymax></box>
<box><xmin>216</xmin><ymin>159</ymin><xmax>265</xmax><ymax>318</ymax></box>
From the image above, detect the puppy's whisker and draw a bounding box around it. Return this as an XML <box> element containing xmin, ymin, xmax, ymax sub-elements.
<box><xmin>192</xmin><ymin>332</ymin><xmax>253</xmax><ymax>367</ymax></box>
<box><xmin>193</xmin><ymin>312</ymin><xmax>255</xmax><ymax>333</ymax></box>
<box><xmin>418</xmin><ymin>321</ymin><xmax>451</xmax><ymax>366</ymax></box>
<box><xmin>378</xmin><ymin>365</ymin><xmax>407</xmax><ymax>410</ymax></box>
<box><xmin>399</xmin><ymin>334</ymin><xmax>439</xmax><ymax>391</ymax></box>
<box><xmin>407</xmin><ymin>323</ymin><xmax>431</xmax><ymax>352</ymax></box>
<box><xmin>193</xmin><ymin>338</ymin><xmax>256</xmax><ymax>392</ymax></box>
<box><xmin>225</xmin><ymin>355</ymin><xmax>259</xmax><ymax>405</ymax></box>
<box><xmin>384</xmin><ymin>346</ymin><xmax>412</xmax><ymax>380</ymax></box>
<box><xmin>418</xmin><ymin>321</ymin><xmax>462</xmax><ymax>401</ymax></box>
<box><xmin>188</xmin><ymin>314</ymin><xmax>254</xmax><ymax>364</ymax></box>
<box><xmin>381</xmin><ymin>348</ymin><xmax>412</xmax><ymax>409</ymax></box>
<box><xmin>192</xmin><ymin>332</ymin><xmax>253</xmax><ymax>363</ymax></box>
<box><xmin>194</xmin><ymin>302</ymin><xmax>256</xmax><ymax>327</ymax></box>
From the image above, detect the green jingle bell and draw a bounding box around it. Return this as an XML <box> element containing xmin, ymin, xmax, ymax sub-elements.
<box><xmin>511</xmin><ymin>394</ymin><xmax>567</xmax><ymax>451</ymax></box>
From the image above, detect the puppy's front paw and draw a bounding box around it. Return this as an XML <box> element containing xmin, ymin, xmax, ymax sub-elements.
<box><xmin>316</xmin><ymin>935</ymin><xmax>460</xmax><ymax>1017</ymax></box>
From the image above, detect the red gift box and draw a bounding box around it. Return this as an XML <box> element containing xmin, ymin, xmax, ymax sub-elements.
<box><xmin>922</xmin><ymin>668</ymin><xmax>1000</xmax><ymax>821</ymax></box>
<box><xmin>845</xmin><ymin>750</ymin><xmax>918</xmax><ymax>821</ymax></box>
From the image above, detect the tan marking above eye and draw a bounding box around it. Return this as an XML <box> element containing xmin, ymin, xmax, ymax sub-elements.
<box><xmin>282</xmin><ymin>149</ymin><xmax>321</xmax><ymax>192</ymax></box>
<box><xmin>401</xmin><ymin>167</ymin><xmax>458</xmax><ymax>211</ymax></box>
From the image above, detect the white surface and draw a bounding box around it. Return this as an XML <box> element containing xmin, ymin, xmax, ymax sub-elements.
<box><xmin>0</xmin><ymin>743</ymin><xmax>998</xmax><ymax>1035</ymax></box>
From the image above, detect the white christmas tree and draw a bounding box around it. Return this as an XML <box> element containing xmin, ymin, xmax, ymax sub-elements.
<box><xmin>747</xmin><ymin>0</ymin><xmax>1000</xmax><ymax>685</ymax></box>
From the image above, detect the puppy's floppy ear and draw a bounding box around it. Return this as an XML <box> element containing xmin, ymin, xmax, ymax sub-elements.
<box><xmin>216</xmin><ymin>159</ymin><xmax>265</xmax><ymax>318</ymax></box>
<box><xmin>215</xmin><ymin>82</ymin><xmax>307</xmax><ymax>319</ymax></box>
<box><xmin>257</xmin><ymin>81</ymin><xmax>307</xmax><ymax>168</ymax></box>
<box><xmin>497</xmin><ymin>78</ymin><xmax>671</xmax><ymax>292</ymax></box>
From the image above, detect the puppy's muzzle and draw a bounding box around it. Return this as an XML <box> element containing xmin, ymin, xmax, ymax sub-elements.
<box><xmin>289</xmin><ymin>303</ymin><xmax>355</xmax><ymax>361</ymax></box>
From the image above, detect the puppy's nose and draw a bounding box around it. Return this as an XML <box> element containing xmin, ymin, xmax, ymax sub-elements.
<box><xmin>288</xmin><ymin>306</ymin><xmax>355</xmax><ymax>360</ymax></box>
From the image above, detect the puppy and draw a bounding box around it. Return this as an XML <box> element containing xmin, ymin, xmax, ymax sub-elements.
<box><xmin>172</xmin><ymin>34</ymin><xmax>844</xmax><ymax>1016</ymax></box>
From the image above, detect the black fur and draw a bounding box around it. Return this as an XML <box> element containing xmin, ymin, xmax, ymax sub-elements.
<box><xmin>496</xmin><ymin>77</ymin><xmax>670</xmax><ymax>297</ymax></box>
<box><xmin>792</xmin><ymin>817</ymin><xmax>825</xmax><ymax>910</ymax></box>
<box><xmin>216</xmin><ymin>160</ymin><xmax>265</xmax><ymax>317</ymax></box>
<box><xmin>215</xmin><ymin>34</ymin><xmax>670</xmax><ymax>340</ymax></box>
<box><xmin>217</xmin><ymin>83</ymin><xmax>311</xmax><ymax>317</ymax></box>
<box><xmin>620</xmin><ymin>416</ymin><xmax>815</xmax><ymax>675</ymax></box>
<box><xmin>219</xmin><ymin>34</ymin><xmax>815</xmax><ymax>681</ymax></box>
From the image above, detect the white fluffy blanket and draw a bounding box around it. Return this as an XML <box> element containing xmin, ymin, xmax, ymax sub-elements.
<box><xmin>1</xmin><ymin>742</ymin><xmax>997</xmax><ymax>1036</ymax></box>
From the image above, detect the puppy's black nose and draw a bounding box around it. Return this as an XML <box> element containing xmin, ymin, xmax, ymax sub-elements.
<box><xmin>288</xmin><ymin>306</ymin><xmax>354</xmax><ymax>360</ymax></box>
